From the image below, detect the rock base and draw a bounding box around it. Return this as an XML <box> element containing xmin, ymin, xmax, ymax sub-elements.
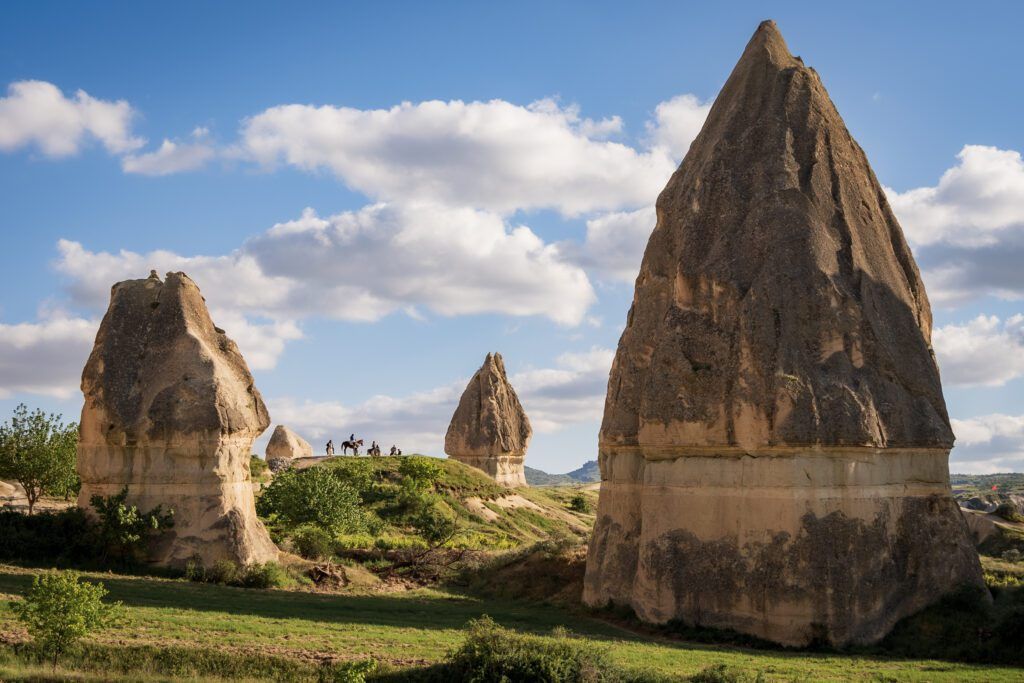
<box><xmin>450</xmin><ymin>453</ymin><xmax>527</xmax><ymax>488</ymax></box>
<box><xmin>77</xmin><ymin>435</ymin><xmax>278</xmax><ymax>568</ymax></box>
<box><xmin>583</xmin><ymin>446</ymin><xmax>984</xmax><ymax>646</ymax></box>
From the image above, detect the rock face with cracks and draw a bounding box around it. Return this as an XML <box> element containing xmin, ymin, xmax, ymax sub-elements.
<box><xmin>445</xmin><ymin>353</ymin><xmax>532</xmax><ymax>487</ymax></box>
<box><xmin>265</xmin><ymin>425</ymin><xmax>313</xmax><ymax>462</ymax></box>
<box><xmin>582</xmin><ymin>21</ymin><xmax>983</xmax><ymax>647</ymax></box>
<box><xmin>77</xmin><ymin>271</ymin><xmax>278</xmax><ymax>568</ymax></box>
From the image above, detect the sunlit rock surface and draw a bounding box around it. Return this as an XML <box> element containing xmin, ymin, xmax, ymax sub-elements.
<box><xmin>583</xmin><ymin>21</ymin><xmax>983</xmax><ymax>646</ymax></box>
<box><xmin>77</xmin><ymin>271</ymin><xmax>278</xmax><ymax>567</ymax></box>
<box><xmin>445</xmin><ymin>353</ymin><xmax>532</xmax><ymax>487</ymax></box>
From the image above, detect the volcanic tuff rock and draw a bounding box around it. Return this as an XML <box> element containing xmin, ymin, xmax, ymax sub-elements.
<box><xmin>445</xmin><ymin>353</ymin><xmax>532</xmax><ymax>487</ymax></box>
<box><xmin>583</xmin><ymin>21</ymin><xmax>983</xmax><ymax>646</ymax></box>
<box><xmin>265</xmin><ymin>425</ymin><xmax>313</xmax><ymax>462</ymax></box>
<box><xmin>77</xmin><ymin>271</ymin><xmax>278</xmax><ymax>567</ymax></box>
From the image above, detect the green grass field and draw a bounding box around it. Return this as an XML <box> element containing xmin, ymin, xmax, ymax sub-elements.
<box><xmin>1</xmin><ymin>564</ymin><xmax>1021</xmax><ymax>682</ymax></box>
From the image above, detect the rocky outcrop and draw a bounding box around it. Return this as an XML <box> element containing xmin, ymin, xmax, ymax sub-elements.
<box><xmin>265</xmin><ymin>425</ymin><xmax>313</xmax><ymax>466</ymax></box>
<box><xmin>583</xmin><ymin>21</ymin><xmax>983</xmax><ymax>647</ymax></box>
<box><xmin>445</xmin><ymin>353</ymin><xmax>531</xmax><ymax>487</ymax></box>
<box><xmin>77</xmin><ymin>271</ymin><xmax>278</xmax><ymax>568</ymax></box>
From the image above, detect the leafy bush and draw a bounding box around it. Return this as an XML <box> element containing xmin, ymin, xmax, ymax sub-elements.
<box><xmin>90</xmin><ymin>487</ymin><xmax>174</xmax><ymax>564</ymax></box>
<box><xmin>257</xmin><ymin>467</ymin><xmax>368</xmax><ymax>533</ymax></box>
<box><xmin>185</xmin><ymin>559</ymin><xmax>289</xmax><ymax>589</ymax></box>
<box><xmin>239</xmin><ymin>562</ymin><xmax>289</xmax><ymax>589</ymax></box>
<box><xmin>291</xmin><ymin>523</ymin><xmax>336</xmax><ymax>560</ymax></box>
<box><xmin>408</xmin><ymin>499</ymin><xmax>458</xmax><ymax>547</ymax></box>
<box><xmin>1003</xmin><ymin>549</ymin><xmax>1023</xmax><ymax>563</ymax></box>
<box><xmin>568</xmin><ymin>493</ymin><xmax>592</xmax><ymax>513</ymax></box>
<box><xmin>445</xmin><ymin>615</ymin><xmax>621</xmax><ymax>682</ymax></box>
<box><xmin>320</xmin><ymin>659</ymin><xmax>377</xmax><ymax>683</ymax></box>
<box><xmin>0</xmin><ymin>404</ymin><xmax>79</xmax><ymax>513</ymax></box>
<box><xmin>398</xmin><ymin>456</ymin><xmax>442</xmax><ymax>490</ymax></box>
<box><xmin>10</xmin><ymin>571</ymin><xmax>120</xmax><ymax>664</ymax></box>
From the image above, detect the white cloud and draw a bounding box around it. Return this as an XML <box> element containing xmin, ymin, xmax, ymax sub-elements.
<box><xmin>951</xmin><ymin>414</ymin><xmax>1024</xmax><ymax>473</ymax></box>
<box><xmin>933</xmin><ymin>315</ymin><xmax>1024</xmax><ymax>387</ymax></box>
<box><xmin>889</xmin><ymin>146</ymin><xmax>1024</xmax><ymax>248</ymax></box>
<box><xmin>569</xmin><ymin>207</ymin><xmax>656</xmax><ymax>282</ymax></box>
<box><xmin>512</xmin><ymin>347</ymin><xmax>613</xmax><ymax>432</ymax></box>
<box><xmin>886</xmin><ymin>145</ymin><xmax>1024</xmax><ymax>305</ymax></box>
<box><xmin>0</xmin><ymin>313</ymin><xmax>96</xmax><ymax>399</ymax></box>
<box><xmin>0</xmin><ymin>80</ymin><xmax>143</xmax><ymax>157</ymax></box>
<box><xmin>58</xmin><ymin>201</ymin><xmax>596</xmax><ymax>326</ymax></box>
<box><xmin>239</xmin><ymin>97</ymin><xmax>677</xmax><ymax>215</ymax></box>
<box><xmin>644</xmin><ymin>94</ymin><xmax>713</xmax><ymax>160</ymax></box>
<box><xmin>122</xmin><ymin>128</ymin><xmax>215</xmax><ymax>175</ymax></box>
<box><xmin>265</xmin><ymin>347</ymin><xmax>614</xmax><ymax>455</ymax></box>
<box><xmin>0</xmin><ymin>305</ymin><xmax>299</xmax><ymax>400</ymax></box>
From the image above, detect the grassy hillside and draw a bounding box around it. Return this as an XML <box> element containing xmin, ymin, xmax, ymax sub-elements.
<box><xmin>2</xmin><ymin>564</ymin><xmax>1021</xmax><ymax>682</ymax></box>
<box><xmin>275</xmin><ymin>455</ymin><xmax>598</xmax><ymax>554</ymax></box>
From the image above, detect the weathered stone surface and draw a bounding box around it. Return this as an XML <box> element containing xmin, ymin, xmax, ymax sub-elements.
<box><xmin>77</xmin><ymin>271</ymin><xmax>278</xmax><ymax>568</ymax></box>
<box><xmin>265</xmin><ymin>425</ymin><xmax>313</xmax><ymax>461</ymax></box>
<box><xmin>583</xmin><ymin>21</ymin><xmax>983</xmax><ymax>646</ymax></box>
<box><xmin>445</xmin><ymin>353</ymin><xmax>531</xmax><ymax>487</ymax></box>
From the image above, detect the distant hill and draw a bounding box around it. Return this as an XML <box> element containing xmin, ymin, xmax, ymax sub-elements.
<box><xmin>566</xmin><ymin>460</ymin><xmax>599</xmax><ymax>483</ymax></box>
<box><xmin>525</xmin><ymin>460</ymin><xmax>599</xmax><ymax>486</ymax></box>
<box><xmin>524</xmin><ymin>466</ymin><xmax>576</xmax><ymax>486</ymax></box>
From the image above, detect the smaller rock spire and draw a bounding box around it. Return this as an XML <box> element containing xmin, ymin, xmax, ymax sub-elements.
<box><xmin>445</xmin><ymin>352</ymin><xmax>532</xmax><ymax>487</ymax></box>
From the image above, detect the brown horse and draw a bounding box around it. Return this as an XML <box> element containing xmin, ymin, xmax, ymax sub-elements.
<box><xmin>341</xmin><ymin>439</ymin><xmax>363</xmax><ymax>455</ymax></box>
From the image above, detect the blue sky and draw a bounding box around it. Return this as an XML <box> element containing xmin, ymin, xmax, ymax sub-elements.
<box><xmin>2</xmin><ymin>1</ymin><xmax>1024</xmax><ymax>473</ymax></box>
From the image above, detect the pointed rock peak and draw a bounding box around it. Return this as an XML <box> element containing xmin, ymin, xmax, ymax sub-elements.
<box><xmin>736</xmin><ymin>19</ymin><xmax>800</xmax><ymax>71</ymax></box>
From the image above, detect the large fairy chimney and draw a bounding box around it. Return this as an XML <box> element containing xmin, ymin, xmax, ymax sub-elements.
<box><xmin>582</xmin><ymin>21</ymin><xmax>983</xmax><ymax>646</ymax></box>
<box><xmin>77</xmin><ymin>271</ymin><xmax>278</xmax><ymax>568</ymax></box>
<box><xmin>445</xmin><ymin>353</ymin><xmax>532</xmax><ymax>487</ymax></box>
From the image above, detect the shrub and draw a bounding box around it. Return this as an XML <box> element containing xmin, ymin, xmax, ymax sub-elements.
<box><xmin>184</xmin><ymin>559</ymin><xmax>289</xmax><ymax>589</ymax></box>
<box><xmin>292</xmin><ymin>523</ymin><xmax>336</xmax><ymax>560</ymax></box>
<box><xmin>445</xmin><ymin>615</ymin><xmax>618</xmax><ymax>682</ymax></box>
<box><xmin>239</xmin><ymin>562</ymin><xmax>289</xmax><ymax>589</ymax></box>
<box><xmin>398</xmin><ymin>456</ymin><xmax>442</xmax><ymax>490</ymax></box>
<box><xmin>90</xmin><ymin>487</ymin><xmax>174</xmax><ymax>564</ymax></box>
<box><xmin>320</xmin><ymin>659</ymin><xmax>378</xmax><ymax>682</ymax></box>
<box><xmin>1003</xmin><ymin>549</ymin><xmax>1023</xmax><ymax>563</ymax></box>
<box><xmin>10</xmin><ymin>571</ymin><xmax>120</xmax><ymax>664</ymax></box>
<box><xmin>257</xmin><ymin>467</ymin><xmax>368</xmax><ymax>533</ymax></box>
<box><xmin>568</xmin><ymin>493</ymin><xmax>592</xmax><ymax>513</ymax></box>
<box><xmin>408</xmin><ymin>500</ymin><xmax>458</xmax><ymax>547</ymax></box>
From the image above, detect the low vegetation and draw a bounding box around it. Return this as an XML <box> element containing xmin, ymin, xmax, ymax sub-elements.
<box><xmin>3</xmin><ymin>564</ymin><xmax>1022</xmax><ymax>682</ymax></box>
<box><xmin>9</xmin><ymin>570</ymin><xmax>120</xmax><ymax>665</ymax></box>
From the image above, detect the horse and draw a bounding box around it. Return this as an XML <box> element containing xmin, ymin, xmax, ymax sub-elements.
<box><xmin>341</xmin><ymin>439</ymin><xmax>364</xmax><ymax>456</ymax></box>
<box><xmin>368</xmin><ymin>444</ymin><xmax>382</xmax><ymax>457</ymax></box>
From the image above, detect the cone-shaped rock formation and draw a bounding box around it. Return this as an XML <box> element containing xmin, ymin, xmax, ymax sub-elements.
<box><xmin>77</xmin><ymin>271</ymin><xmax>278</xmax><ymax>568</ymax></box>
<box><xmin>265</xmin><ymin>425</ymin><xmax>313</xmax><ymax>462</ymax></box>
<box><xmin>445</xmin><ymin>353</ymin><xmax>531</xmax><ymax>487</ymax></box>
<box><xmin>583</xmin><ymin>20</ymin><xmax>982</xmax><ymax>646</ymax></box>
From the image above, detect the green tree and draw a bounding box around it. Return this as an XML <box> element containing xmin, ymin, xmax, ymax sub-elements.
<box><xmin>10</xmin><ymin>570</ymin><xmax>120</xmax><ymax>665</ymax></box>
<box><xmin>256</xmin><ymin>467</ymin><xmax>367</xmax><ymax>532</ymax></box>
<box><xmin>0</xmin><ymin>404</ymin><xmax>79</xmax><ymax>514</ymax></box>
<box><xmin>90</xmin><ymin>487</ymin><xmax>175</xmax><ymax>564</ymax></box>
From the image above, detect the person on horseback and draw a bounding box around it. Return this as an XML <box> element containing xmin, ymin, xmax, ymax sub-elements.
<box><xmin>326</xmin><ymin>439</ymin><xmax>335</xmax><ymax>456</ymax></box>
<box><xmin>390</xmin><ymin>445</ymin><xmax>397</xmax><ymax>456</ymax></box>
